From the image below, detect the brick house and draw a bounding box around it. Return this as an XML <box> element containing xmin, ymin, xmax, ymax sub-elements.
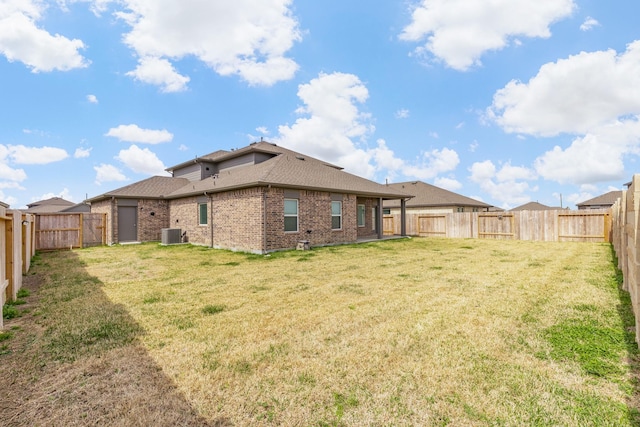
<box><xmin>87</xmin><ymin>141</ymin><xmax>411</xmax><ymax>253</ymax></box>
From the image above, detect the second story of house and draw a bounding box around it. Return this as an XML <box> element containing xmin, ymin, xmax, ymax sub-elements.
<box><xmin>166</xmin><ymin>141</ymin><xmax>342</xmax><ymax>182</ymax></box>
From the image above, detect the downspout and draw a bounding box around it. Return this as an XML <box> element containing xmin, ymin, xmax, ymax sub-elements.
<box><xmin>401</xmin><ymin>198</ymin><xmax>407</xmax><ymax>237</ymax></box>
<box><xmin>263</xmin><ymin>186</ymin><xmax>270</xmax><ymax>254</ymax></box>
<box><xmin>377</xmin><ymin>198</ymin><xmax>383</xmax><ymax>240</ymax></box>
<box><xmin>205</xmin><ymin>192</ymin><xmax>213</xmax><ymax>248</ymax></box>
<box><xmin>110</xmin><ymin>196</ymin><xmax>115</xmax><ymax>245</ymax></box>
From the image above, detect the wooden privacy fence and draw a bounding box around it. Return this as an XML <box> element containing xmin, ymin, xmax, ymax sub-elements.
<box><xmin>1</xmin><ymin>207</ymin><xmax>35</xmax><ymax>330</ymax></box>
<box><xmin>612</xmin><ymin>174</ymin><xmax>640</xmax><ymax>344</ymax></box>
<box><xmin>384</xmin><ymin>209</ymin><xmax>612</xmax><ymax>242</ymax></box>
<box><xmin>35</xmin><ymin>213</ymin><xmax>106</xmax><ymax>251</ymax></box>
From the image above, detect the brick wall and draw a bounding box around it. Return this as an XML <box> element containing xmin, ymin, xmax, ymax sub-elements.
<box><xmin>265</xmin><ymin>188</ymin><xmax>362</xmax><ymax>251</ymax></box>
<box><xmin>212</xmin><ymin>188</ymin><xmax>264</xmax><ymax>252</ymax></box>
<box><xmin>169</xmin><ymin>189</ymin><xmax>264</xmax><ymax>252</ymax></box>
<box><xmin>138</xmin><ymin>199</ymin><xmax>170</xmax><ymax>241</ymax></box>
<box><xmin>170</xmin><ymin>196</ymin><xmax>210</xmax><ymax>245</ymax></box>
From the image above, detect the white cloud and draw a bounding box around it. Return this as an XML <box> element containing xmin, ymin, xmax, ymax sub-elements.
<box><xmin>2</xmin><ymin>144</ymin><xmax>68</xmax><ymax>164</ymax></box>
<box><xmin>0</xmin><ymin>163</ymin><xmax>27</xmax><ymax>182</ymax></box>
<box><xmin>116</xmin><ymin>145</ymin><xmax>168</xmax><ymax>175</ymax></box>
<box><xmin>395</xmin><ymin>109</ymin><xmax>410</xmax><ymax>119</ymax></box>
<box><xmin>94</xmin><ymin>163</ymin><xmax>127</xmax><ymax>185</ymax></box>
<box><xmin>105</xmin><ymin>124</ymin><xmax>174</xmax><ymax>144</ymax></box>
<box><xmin>533</xmin><ymin>117</ymin><xmax>640</xmax><ymax>184</ymax></box>
<box><xmin>116</xmin><ymin>0</ymin><xmax>301</xmax><ymax>90</ymax></box>
<box><xmin>126</xmin><ymin>57</ymin><xmax>190</xmax><ymax>93</ymax></box>
<box><xmin>400</xmin><ymin>0</ymin><xmax>574</xmax><ymax>71</ymax></box>
<box><xmin>496</xmin><ymin>162</ymin><xmax>537</xmax><ymax>181</ymax></box>
<box><xmin>0</xmin><ymin>1</ymin><xmax>89</xmax><ymax>72</ymax></box>
<box><xmin>0</xmin><ymin>145</ymin><xmax>28</xmax><ymax>187</ymax></box>
<box><xmin>86</xmin><ymin>94</ymin><xmax>98</xmax><ymax>104</ymax></box>
<box><xmin>488</xmin><ymin>41</ymin><xmax>640</xmax><ymax>136</ymax></box>
<box><xmin>274</xmin><ymin>72</ymin><xmax>460</xmax><ymax>182</ymax></box>
<box><xmin>580</xmin><ymin>16</ymin><xmax>600</xmax><ymax>32</ymax></box>
<box><xmin>74</xmin><ymin>147</ymin><xmax>92</xmax><ymax>158</ymax></box>
<box><xmin>0</xmin><ymin>191</ymin><xmax>17</xmax><ymax>207</ymax></box>
<box><xmin>36</xmin><ymin>188</ymin><xmax>74</xmax><ymax>202</ymax></box>
<box><xmin>256</xmin><ymin>126</ymin><xmax>270</xmax><ymax>135</ymax></box>
<box><xmin>469</xmin><ymin>160</ymin><xmax>538</xmax><ymax>208</ymax></box>
<box><xmin>434</xmin><ymin>176</ymin><xmax>462</xmax><ymax>191</ymax></box>
<box><xmin>274</xmin><ymin>72</ymin><xmax>375</xmax><ymax>177</ymax></box>
<box><xmin>485</xmin><ymin>42</ymin><xmax>640</xmax><ymax>187</ymax></box>
<box><xmin>403</xmin><ymin>147</ymin><xmax>460</xmax><ymax>180</ymax></box>
<box><xmin>178</xmin><ymin>144</ymin><xmax>188</xmax><ymax>151</ymax></box>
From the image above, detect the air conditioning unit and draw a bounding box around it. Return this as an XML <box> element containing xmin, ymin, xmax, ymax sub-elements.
<box><xmin>161</xmin><ymin>228</ymin><xmax>182</xmax><ymax>245</ymax></box>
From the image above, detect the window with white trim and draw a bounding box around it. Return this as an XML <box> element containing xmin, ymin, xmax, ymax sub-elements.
<box><xmin>198</xmin><ymin>202</ymin><xmax>208</xmax><ymax>225</ymax></box>
<box><xmin>284</xmin><ymin>198</ymin><xmax>298</xmax><ymax>232</ymax></box>
<box><xmin>331</xmin><ymin>201</ymin><xmax>342</xmax><ymax>230</ymax></box>
<box><xmin>357</xmin><ymin>204</ymin><xmax>365</xmax><ymax>227</ymax></box>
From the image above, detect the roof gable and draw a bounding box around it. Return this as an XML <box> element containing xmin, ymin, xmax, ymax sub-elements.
<box><xmin>576</xmin><ymin>190</ymin><xmax>622</xmax><ymax>207</ymax></box>
<box><xmin>88</xmin><ymin>176</ymin><xmax>190</xmax><ymax>201</ymax></box>
<box><xmin>383</xmin><ymin>181</ymin><xmax>491</xmax><ymax>208</ymax></box>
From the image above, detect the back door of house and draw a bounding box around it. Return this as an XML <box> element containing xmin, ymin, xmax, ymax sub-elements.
<box><xmin>118</xmin><ymin>206</ymin><xmax>137</xmax><ymax>242</ymax></box>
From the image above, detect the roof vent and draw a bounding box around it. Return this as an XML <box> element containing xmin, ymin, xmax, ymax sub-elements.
<box><xmin>296</xmin><ymin>156</ymin><xmax>305</xmax><ymax>161</ymax></box>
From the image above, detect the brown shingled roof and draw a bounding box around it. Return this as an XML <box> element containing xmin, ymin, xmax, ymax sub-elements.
<box><xmin>383</xmin><ymin>181</ymin><xmax>491</xmax><ymax>209</ymax></box>
<box><xmin>25</xmin><ymin>197</ymin><xmax>75</xmax><ymax>213</ymax></box>
<box><xmin>167</xmin><ymin>147</ymin><xmax>409</xmax><ymax>199</ymax></box>
<box><xmin>510</xmin><ymin>201</ymin><xmax>560</xmax><ymax>211</ymax></box>
<box><xmin>90</xmin><ymin>142</ymin><xmax>411</xmax><ymax>201</ymax></box>
<box><xmin>87</xmin><ymin>176</ymin><xmax>190</xmax><ymax>201</ymax></box>
<box><xmin>576</xmin><ymin>190</ymin><xmax>622</xmax><ymax>207</ymax></box>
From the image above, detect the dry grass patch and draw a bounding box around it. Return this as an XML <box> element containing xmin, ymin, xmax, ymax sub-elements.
<box><xmin>1</xmin><ymin>238</ymin><xmax>638</xmax><ymax>426</ymax></box>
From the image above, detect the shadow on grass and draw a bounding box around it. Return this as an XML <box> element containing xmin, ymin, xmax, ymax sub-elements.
<box><xmin>610</xmin><ymin>245</ymin><xmax>640</xmax><ymax>425</ymax></box>
<box><xmin>0</xmin><ymin>250</ymin><xmax>228</xmax><ymax>427</ymax></box>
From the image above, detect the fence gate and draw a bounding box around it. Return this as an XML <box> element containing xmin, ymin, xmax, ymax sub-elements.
<box><xmin>557</xmin><ymin>211</ymin><xmax>611</xmax><ymax>242</ymax></box>
<box><xmin>35</xmin><ymin>213</ymin><xmax>106</xmax><ymax>250</ymax></box>
<box><xmin>478</xmin><ymin>213</ymin><xmax>515</xmax><ymax>239</ymax></box>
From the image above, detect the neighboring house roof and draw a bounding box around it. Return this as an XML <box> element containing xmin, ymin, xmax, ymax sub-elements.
<box><xmin>510</xmin><ymin>201</ymin><xmax>560</xmax><ymax>211</ymax></box>
<box><xmin>576</xmin><ymin>191</ymin><xmax>622</xmax><ymax>208</ymax></box>
<box><xmin>383</xmin><ymin>181</ymin><xmax>492</xmax><ymax>209</ymax></box>
<box><xmin>60</xmin><ymin>202</ymin><xmax>92</xmax><ymax>213</ymax></box>
<box><xmin>89</xmin><ymin>142</ymin><xmax>412</xmax><ymax>202</ymax></box>
<box><xmin>24</xmin><ymin>197</ymin><xmax>76</xmax><ymax>213</ymax></box>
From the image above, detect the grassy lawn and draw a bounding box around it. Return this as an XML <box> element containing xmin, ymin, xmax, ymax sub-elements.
<box><xmin>1</xmin><ymin>238</ymin><xmax>639</xmax><ymax>426</ymax></box>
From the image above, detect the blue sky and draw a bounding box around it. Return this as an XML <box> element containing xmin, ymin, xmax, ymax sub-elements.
<box><xmin>1</xmin><ymin>0</ymin><xmax>640</xmax><ymax>209</ymax></box>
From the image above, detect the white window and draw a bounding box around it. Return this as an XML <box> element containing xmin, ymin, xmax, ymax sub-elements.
<box><xmin>331</xmin><ymin>201</ymin><xmax>342</xmax><ymax>230</ymax></box>
<box><xmin>198</xmin><ymin>203</ymin><xmax>208</xmax><ymax>225</ymax></box>
<box><xmin>357</xmin><ymin>204</ymin><xmax>365</xmax><ymax>227</ymax></box>
<box><xmin>284</xmin><ymin>199</ymin><xmax>298</xmax><ymax>232</ymax></box>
